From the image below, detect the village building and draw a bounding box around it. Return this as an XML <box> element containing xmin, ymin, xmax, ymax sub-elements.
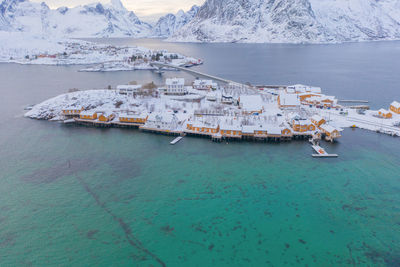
<box><xmin>278</xmin><ymin>93</ymin><xmax>300</xmax><ymax>109</ymax></box>
<box><xmin>193</xmin><ymin>80</ymin><xmax>217</xmax><ymax>91</ymax></box>
<box><xmin>164</xmin><ymin>78</ymin><xmax>187</xmax><ymax>95</ymax></box>
<box><xmin>221</xmin><ymin>94</ymin><xmax>234</xmax><ymax>104</ymax></box>
<box><xmin>239</xmin><ymin>95</ymin><xmax>264</xmax><ymax>114</ymax></box>
<box><xmin>286</xmin><ymin>84</ymin><xmax>322</xmax><ymax>94</ymax></box>
<box><xmin>98</xmin><ymin>112</ymin><xmax>116</xmax><ymax>122</ymax></box>
<box><xmin>311</xmin><ymin>115</ymin><xmax>326</xmax><ymax>127</ymax></box>
<box><xmin>219</xmin><ymin>123</ymin><xmax>242</xmax><ymax>138</ymax></box>
<box><xmin>292</xmin><ymin>119</ymin><xmax>316</xmax><ymax>132</ymax></box>
<box><xmin>80</xmin><ymin>111</ymin><xmax>98</xmax><ymax>120</ymax></box>
<box><xmin>378</xmin><ymin>109</ymin><xmax>393</xmax><ymax>119</ymax></box>
<box><xmin>119</xmin><ymin>113</ymin><xmax>148</xmax><ymax>124</ymax></box>
<box><xmin>117</xmin><ymin>85</ymin><xmax>142</xmax><ymax>95</ymax></box>
<box><xmin>62</xmin><ymin>106</ymin><xmax>83</xmax><ymax>116</ymax></box>
<box><xmin>142</xmin><ymin>113</ymin><xmax>179</xmax><ymax>131</ymax></box>
<box><xmin>320</xmin><ymin>125</ymin><xmax>342</xmax><ymax>141</ymax></box>
<box><xmin>186</xmin><ymin>120</ymin><xmax>220</xmax><ymax>135</ymax></box>
<box><xmin>389</xmin><ymin>101</ymin><xmax>400</xmax><ymax>114</ymax></box>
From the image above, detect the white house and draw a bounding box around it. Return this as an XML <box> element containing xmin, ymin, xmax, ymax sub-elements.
<box><xmin>117</xmin><ymin>85</ymin><xmax>142</xmax><ymax>95</ymax></box>
<box><xmin>193</xmin><ymin>80</ymin><xmax>217</xmax><ymax>90</ymax></box>
<box><xmin>239</xmin><ymin>95</ymin><xmax>264</xmax><ymax>114</ymax></box>
<box><xmin>165</xmin><ymin>78</ymin><xmax>187</xmax><ymax>95</ymax></box>
<box><xmin>143</xmin><ymin>113</ymin><xmax>179</xmax><ymax>130</ymax></box>
<box><xmin>278</xmin><ymin>93</ymin><xmax>300</xmax><ymax>109</ymax></box>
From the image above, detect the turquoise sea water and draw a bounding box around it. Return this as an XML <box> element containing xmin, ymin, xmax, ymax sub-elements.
<box><xmin>0</xmin><ymin>40</ymin><xmax>400</xmax><ymax>266</ymax></box>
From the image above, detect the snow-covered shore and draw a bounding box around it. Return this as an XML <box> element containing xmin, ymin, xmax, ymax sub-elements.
<box><xmin>24</xmin><ymin>82</ymin><xmax>400</xmax><ymax>141</ymax></box>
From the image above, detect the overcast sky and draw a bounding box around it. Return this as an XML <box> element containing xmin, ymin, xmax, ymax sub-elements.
<box><xmin>31</xmin><ymin>0</ymin><xmax>205</xmax><ymax>23</ymax></box>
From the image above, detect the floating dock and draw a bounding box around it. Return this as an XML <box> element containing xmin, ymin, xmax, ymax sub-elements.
<box><xmin>170</xmin><ymin>136</ymin><xmax>183</xmax><ymax>145</ymax></box>
<box><xmin>311</xmin><ymin>145</ymin><xmax>338</xmax><ymax>158</ymax></box>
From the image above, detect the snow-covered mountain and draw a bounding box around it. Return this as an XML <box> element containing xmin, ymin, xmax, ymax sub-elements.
<box><xmin>0</xmin><ymin>0</ymin><xmax>152</xmax><ymax>38</ymax></box>
<box><xmin>151</xmin><ymin>5</ymin><xmax>199</xmax><ymax>38</ymax></box>
<box><xmin>169</xmin><ymin>0</ymin><xmax>400</xmax><ymax>43</ymax></box>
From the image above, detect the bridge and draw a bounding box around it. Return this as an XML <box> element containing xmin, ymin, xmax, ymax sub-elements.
<box><xmin>150</xmin><ymin>62</ymin><xmax>236</xmax><ymax>85</ymax></box>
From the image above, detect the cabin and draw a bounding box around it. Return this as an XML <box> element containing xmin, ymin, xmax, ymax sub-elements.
<box><xmin>219</xmin><ymin>123</ymin><xmax>242</xmax><ymax>138</ymax></box>
<box><xmin>143</xmin><ymin>113</ymin><xmax>179</xmax><ymax>130</ymax></box>
<box><xmin>165</xmin><ymin>78</ymin><xmax>187</xmax><ymax>95</ymax></box>
<box><xmin>311</xmin><ymin>115</ymin><xmax>326</xmax><ymax>127</ymax></box>
<box><xmin>253</xmin><ymin>125</ymin><xmax>269</xmax><ymax>137</ymax></box>
<box><xmin>193</xmin><ymin>80</ymin><xmax>217</xmax><ymax>91</ymax></box>
<box><xmin>292</xmin><ymin>119</ymin><xmax>316</xmax><ymax>132</ymax></box>
<box><xmin>80</xmin><ymin>111</ymin><xmax>97</xmax><ymax>120</ymax></box>
<box><xmin>117</xmin><ymin>85</ymin><xmax>142</xmax><ymax>95</ymax></box>
<box><xmin>278</xmin><ymin>93</ymin><xmax>300</xmax><ymax>109</ymax></box>
<box><xmin>239</xmin><ymin>95</ymin><xmax>264</xmax><ymax>114</ymax></box>
<box><xmin>320</xmin><ymin>125</ymin><xmax>342</xmax><ymax>141</ymax></box>
<box><xmin>378</xmin><ymin>109</ymin><xmax>393</xmax><ymax>119</ymax></box>
<box><xmin>266</xmin><ymin>126</ymin><xmax>282</xmax><ymax>137</ymax></box>
<box><xmin>390</xmin><ymin>101</ymin><xmax>400</xmax><ymax>114</ymax></box>
<box><xmin>119</xmin><ymin>113</ymin><xmax>148</xmax><ymax>124</ymax></box>
<box><xmin>287</xmin><ymin>84</ymin><xmax>322</xmax><ymax>94</ymax></box>
<box><xmin>98</xmin><ymin>112</ymin><xmax>115</xmax><ymax>122</ymax></box>
<box><xmin>241</xmin><ymin>126</ymin><xmax>257</xmax><ymax>137</ymax></box>
<box><xmin>62</xmin><ymin>106</ymin><xmax>83</xmax><ymax>116</ymax></box>
<box><xmin>186</xmin><ymin>121</ymin><xmax>219</xmax><ymax>135</ymax></box>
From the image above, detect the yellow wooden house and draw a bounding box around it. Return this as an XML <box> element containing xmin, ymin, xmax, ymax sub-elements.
<box><xmin>378</xmin><ymin>109</ymin><xmax>393</xmax><ymax>119</ymax></box>
<box><xmin>80</xmin><ymin>111</ymin><xmax>97</xmax><ymax>120</ymax></box>
<box><xmin>186</xmin><ymin>122</ymin><xmax>220</xmax><ymax>135</ymax></box>
<box><xmin>292</xmin><ymin>119</ymin><xmax>316</xmax><ymax>132</ymax></box>
<box><xmin>62</xmin><ymin>106</ymin><xmax>83</xmax><ymax>116</ymax></box>
<box><xmin>119</xmin><ymin>113</ymin><xmax>148</xmax><ymax>124</ymax></box>
<box><xmin>99</xmin><ymin>112</ymin><xmax>116</xmax><ymax>122</ymax></box>
<box><xmin>320</xmin><ymin>125</ymin><xmax>342</xmax><ymax>141</ymax></box>
<box><xmin>219</xmin><ymin>123</ymin><xmax>242</xmax><ymax>138</ymax></box>
<box><xmin>390</xmin><ymin>101</ymin><xmax>400</xmax><ymax>114</ymax></box>
<box><xmin>311</xmin><ymin>115</ymin><xmax>326</xmax><ymax>127</ymax></box>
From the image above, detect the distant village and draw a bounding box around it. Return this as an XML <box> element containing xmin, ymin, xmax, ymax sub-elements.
<box><xmin>8</xmin><ymin>40</ymin><xmax>202</xmax><ymax>70</ymax></box>
<box><xmin>27</xmin><ymin>75</ymin><xmax>400</xmax><ymax>150</ymax></box>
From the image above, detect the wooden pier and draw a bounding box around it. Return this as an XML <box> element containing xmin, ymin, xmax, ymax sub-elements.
<box><xmin>311</xmin><ymin>145</ymin><xmax>338</xmax><ymax>158</ymax></box>
<box><xmin>170</xmin><ymin>136</ymin><xmax>183</xmax><ymax>145</ymax></box>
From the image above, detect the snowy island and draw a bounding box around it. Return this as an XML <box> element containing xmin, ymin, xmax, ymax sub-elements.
<box><xmin>25</xmin><ymin>76</ymin><xmax>400</xmax><ymax>149</ymax></box>
<box><xmin>0</xmin><ymin>32</ymin><xmax>202</xmax><ymax>72</ymax></box>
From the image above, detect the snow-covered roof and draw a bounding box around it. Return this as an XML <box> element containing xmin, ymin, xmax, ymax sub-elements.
<box><xmin>119</xmin><ymin>112</ymin><xmax>147</xmax><ymax>119</ymax></box>
<box><xmin>240</xmin><ymin>95</ymin><xmax>264</xmax><ymax>111</ymax></box>
<box><xmin>117</xmin><ymin>84</ymin><xmax>142</xmax><ymax>90</ymax></box>
<box><xmin>311</xmin><ymin>115</ymin><xmax>324</xmax><ymax>122</ymax></box>
<box><xmin>266</xmin><ymin>125</ymin><xmax>282</xmax><ymax>135</ymax></box>
<box><xmin>287</xmin><ymin>84</ymin><xmax>322</xmax><ymax>94</ymax></box>
<box><xmin>391</xmin><ymin>101</ymin><xmax>400</xmax><ymax>109</ymax></box>
<box><xmin>80</xmin><ymin>110</ymin><xmax>97</xmax><ymax>116</ymax></box>
<box><xmin>166</xmin><ymin>78</ymin><xmax>184</xmax><ymax>86</ymax></box>
<box><xmin>242</xmin><ymin>125</ymin><xmax>258</xmax><ymax>134</ymax></box>
<box><xmin>220</xmin><ymin>122</ymin><xmax>242</xmax><ymax>131</ymax></box>
<box><xmin>147</xmin><ymin>113</ymin><xmax>176</xmax><ymax>123</ymax></box>
<box><xmin>293</xmin><ymin>119</ymin><xmax>312</xmax><ymax>126</ymax></box>
<box><xmin>279</xmin><ymin>93</ymin><xmax>300</xmax><ymax>106</ymax></box>
<box><xmin>320</xmin><ymin>124</ymin><xmax>339</xmax><ymax>133</ymax></box>
<box><xmin>193</xmin><ymin>79</ymin><xmax>213</xmax><ymax>86</ymax></box>
<box><xmin>379</xmin><ymin>109</ymin><xmax>390</xmax><ymax>114</ymax></box>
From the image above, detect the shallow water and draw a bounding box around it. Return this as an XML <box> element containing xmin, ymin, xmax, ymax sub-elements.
<box><xmin>0</xmin><ymin>39</ymin><xmax>399</xmax><ymax>266</ymax></box>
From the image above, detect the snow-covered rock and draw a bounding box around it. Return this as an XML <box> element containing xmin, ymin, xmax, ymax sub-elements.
<box><xmin>169</xmin><ymin>0</ymin><xmax>400</xmax><ymax>43</ymax></box>
<box><xmin>0</xmin><ymin>0</ymin><xmax>152</xmax><ymax>38</ymax></box>
<box><xmin>151</xmin><ymin>5</ymin><xmax>199</xmax><ymax>38</ymax></box>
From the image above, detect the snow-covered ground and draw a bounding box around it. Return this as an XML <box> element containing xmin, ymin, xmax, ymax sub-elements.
<box><xmin>25</xmin><ymin>81</ymin><xmax>400</xmax><ymax>139</ymax></box>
